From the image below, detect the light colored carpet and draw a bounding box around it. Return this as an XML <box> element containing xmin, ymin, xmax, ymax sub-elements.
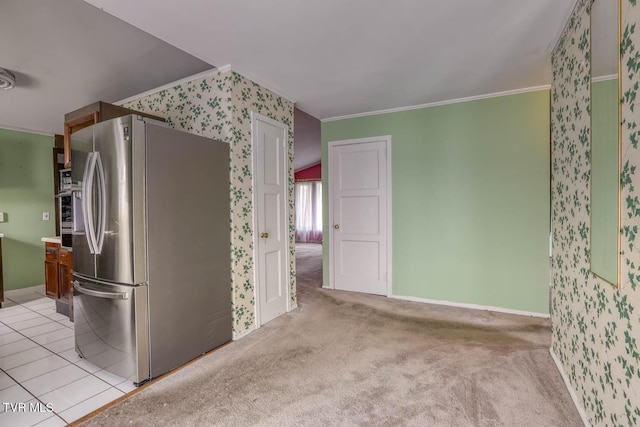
<box><xmin>79</xmin><ymin>243</ymin><xmax>581</xmax><ymax>426</ymax></box>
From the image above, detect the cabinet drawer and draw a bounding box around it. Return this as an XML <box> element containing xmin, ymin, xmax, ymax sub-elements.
<box><xmin>45</xmin><ymin>244</ymin><xmax>59</xmax><ymax>261</ymax></box>
<box><xmin>59</xmin><ymin>248</ymin><xmax>70</xmax><ymax>265</ymax></box>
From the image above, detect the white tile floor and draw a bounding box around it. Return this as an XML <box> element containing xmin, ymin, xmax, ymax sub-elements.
<box><xmin>0</xmin><ymin>286</ymin><xmax>135</xmax><ymax>426</ymax></box>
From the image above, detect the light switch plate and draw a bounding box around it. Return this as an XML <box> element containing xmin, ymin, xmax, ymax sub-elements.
<box><xmin>0</xmin><ymin>212</ymin><xmax>5</xmax><ymax>222</ymax></box>
<box><xmin>42</xmin><ymin>212</ymin><xmax>50</xmax><ymax>221</ymax></box>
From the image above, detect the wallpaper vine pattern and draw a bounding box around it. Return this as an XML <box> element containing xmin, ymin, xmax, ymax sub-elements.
<box><xmin>551</xmin><ymin>0</ymin><xmax>640</xmax><ymax>425</ymax></box>
<box><xmin>122</xmin><ymin>69</ymin><xmax>296</xmax><ymax>336</ymax></box>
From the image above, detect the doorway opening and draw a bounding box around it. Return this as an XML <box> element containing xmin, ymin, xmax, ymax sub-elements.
<box><xmin>294</xmin><ymin>178</ymin><xmax>323</xmax><ymax>293</ymax></box>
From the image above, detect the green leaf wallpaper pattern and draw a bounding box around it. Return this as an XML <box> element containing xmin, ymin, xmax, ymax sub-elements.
<box><xmin>122</xmin><ymin>69</ymin><xmax>296</xmax><ymax>337</ymax></box>
<box><xmin>551</xmin><ymin>0</ymin><xmax>640</xmax><ymax>425</ymax></box>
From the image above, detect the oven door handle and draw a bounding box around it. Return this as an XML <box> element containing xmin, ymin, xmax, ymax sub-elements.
<box><xmin>73</xmin><ymin>281</ymin><xmax>129</xmax><ymax>300</ymax></box>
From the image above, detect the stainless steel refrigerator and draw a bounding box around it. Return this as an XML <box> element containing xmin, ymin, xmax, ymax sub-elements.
<box><xmin>71</xmin><ymin>114</ymin><xmax>231</xmax><ymax>386</ymax></box>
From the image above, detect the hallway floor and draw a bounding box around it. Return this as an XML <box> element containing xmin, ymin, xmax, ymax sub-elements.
<box><xmin>0</xmin><ymin>286</ymin><xmax>134</xmax><ymax>426</ymax></box>
<box><xmin>81</xmin><ymin>242</ymin><xmax>583</xmax><ymax>426</ymax></box>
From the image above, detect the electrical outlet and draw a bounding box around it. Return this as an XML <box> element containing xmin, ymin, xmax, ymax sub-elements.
<box><xmin>0</xmin><ymin>212</ymin><xmax>5</xmax><ymax>222</ymax></box>
<box><xmin>42</xmin><ymin>212</ymin><xmax>50</xmax><ymax>221</ymax></box>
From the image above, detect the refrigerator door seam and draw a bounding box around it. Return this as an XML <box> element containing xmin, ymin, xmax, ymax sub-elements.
<box><xmin>94</xmin><ymin>152</ymin><xmax>107</xmax><ymax>254</ymax></box>
<box><xmin>82</xmin><ymin>152</ymin><xmax>98</xmax><ymax>254</ymax></box>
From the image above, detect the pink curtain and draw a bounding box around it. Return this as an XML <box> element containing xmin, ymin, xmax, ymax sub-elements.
<box><xmin>295</xmin><ymin>181</ymin><xmax>322</xmax><ymax>242</ymax></box>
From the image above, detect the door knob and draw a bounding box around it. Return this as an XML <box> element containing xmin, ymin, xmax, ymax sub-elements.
<box><xmin>334</xmin><ymin>224</ymin><xmax>340</xmax><ymax>229</ymax></box>
<box><xmin>260</xmin><ymin>232</ymin><xmax>269</xmax><ymax>238</ymax></box>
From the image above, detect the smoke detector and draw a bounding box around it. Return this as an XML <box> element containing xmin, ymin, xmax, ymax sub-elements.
<box><xmin>0</xmin><ymin>68</ymin><xmax>16</xmax><ymax>90</ymax></box>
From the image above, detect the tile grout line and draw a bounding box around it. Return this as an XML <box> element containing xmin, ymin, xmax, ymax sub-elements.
<box><xmin>1</xmin><ymin>291</ymin><xmax>131</xmax><ymax>424</ymax></box>
<box><xmin>0</xmin><ymin>365</ymin><xmax>54</xmax><ymax>418</ymax></box>
<box><xmin>2</xmin><ymin>296</ymin><xmax>119</xmax><ymax>388</ymax></box>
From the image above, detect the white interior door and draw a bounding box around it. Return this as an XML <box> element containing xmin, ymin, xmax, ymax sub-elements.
<box><xmin>253</xmin><ymin>113</ymin><xmax>289</xmax><ymax>326</ymax></box>
<box><xmin>330</xmin><ymin>136</ymin><xmax>391</xmax><ymax>296</ymax></box>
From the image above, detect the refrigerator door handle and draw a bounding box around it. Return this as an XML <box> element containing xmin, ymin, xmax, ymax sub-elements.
<box><xmin>73</xmin><ymin>281</ymin><xmax>129</xmax><ymax>300</ymax></box>
<box><xmin>82</xmin><ymin>152</ymin><xmax>98</xmax><ymax>254</ymax></box>
<box><xmin>94</xmin><ymin>152</ymin><xmax>107</xmax><ymax>254</ymax></box>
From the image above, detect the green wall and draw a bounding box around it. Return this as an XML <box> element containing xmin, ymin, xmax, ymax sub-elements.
<box><xmin>322</xmin><ymin>90</ymin><xmax>551</xmax><ymax>314</ymax></box>
<box><xmin>590</xmin><ymin>78</ymin><xmax>619</xmax><ymax>284</ymax></box>
<box><xmin>0</xmin><ymin>128</ymin><xmax>55</xmax><ymax>291</ymax></box>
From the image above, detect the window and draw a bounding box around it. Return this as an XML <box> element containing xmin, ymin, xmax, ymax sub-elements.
<box><xmin>295</xmin><ymin>181</ymin><xmax>322</xmax><ymax>242</ymax></box>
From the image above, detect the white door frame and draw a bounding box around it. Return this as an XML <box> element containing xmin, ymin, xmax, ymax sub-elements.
<box><xmin>327</xmin><ymin>135</ymin><xmax>393</xmax><ymax>297</ymax></box>
<box><xmin>251</xmin><ymin>112</ymin><xmax>291</xmax><ymax>328</ymax></box>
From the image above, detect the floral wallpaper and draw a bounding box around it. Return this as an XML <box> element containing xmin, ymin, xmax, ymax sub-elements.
<box><xmin>122</xmin><ymin>69</ymin><xmax>296</xmax><ymax>337</ymax></box>
<box><xmin>551</xmin><ymin>0</ymin><xmax>640</xmax><ymax>425</ymax></box>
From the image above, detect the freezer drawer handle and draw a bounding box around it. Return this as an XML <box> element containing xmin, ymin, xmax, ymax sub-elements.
<box><xmin>73</xmin><ymin>281</ymin><xmax>129</xmax><ymax>300</ymax></box>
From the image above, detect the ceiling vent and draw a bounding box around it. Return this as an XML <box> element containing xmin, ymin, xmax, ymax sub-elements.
<box><xmin>0</xmin><ymin>68</ymin><xmax>16</xmax><ymax>90</ymax></box>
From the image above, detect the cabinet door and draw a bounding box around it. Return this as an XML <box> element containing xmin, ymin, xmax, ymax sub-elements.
<box><xmin>45</xmin><ymin>259</ymin><xmax>59</xmax><ymax>298</ymax></box>
<box><xmin>45</xmin><ymin>243</ymin><xmax>60</xmax><ymax>299</ymax></box>
<box><xmin>59</xmin><ymin>250</ymin><xmax>71</xmax><ymax>295</ymax></box>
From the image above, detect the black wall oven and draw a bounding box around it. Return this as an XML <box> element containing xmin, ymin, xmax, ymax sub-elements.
<box><xmin>58</xmin><ymin>191</ymin><xmax>83</xmax><ymax>249</ymax></box>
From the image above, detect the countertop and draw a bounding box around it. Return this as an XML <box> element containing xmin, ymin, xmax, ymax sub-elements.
<box><xmin>41</xmin><ymin>236</ymin><xmax>62</xmax><ymax>244</ymax></box>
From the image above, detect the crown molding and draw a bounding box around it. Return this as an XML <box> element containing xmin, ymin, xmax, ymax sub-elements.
<box><xmin>115</xmin><ymin>67</ymin><xmax>223</xmax><ymax>105</ymax></box>
<box><xmin>322</xmin><ymin>85</ymin><xmax>551</xmax><ymax>122</ymax></box>
<box><xmin>115</xmin><ymin>64</ymin><xmax>295</xmax><ymax>106</ymax></box>
<box><xmin>229</xmin><ymin>65</ymin><xmax>296</xmax><ymax>103</ymax></box>
<box><xmin>0</xmin><ymin>124</ymin><xmax>54</xmax><ymax>137</ymax></box>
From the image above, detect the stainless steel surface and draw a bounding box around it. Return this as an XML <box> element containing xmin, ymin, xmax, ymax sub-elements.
<box><xmin>74</xmin><ymin>281</ymin><xmax>129</xmax><ymax>300</ymax></box>
<box><xmin>93</xmin><ymin>116</ymin><xmax>140</xmax><ymax>284</ymax></box>
<box><xmin>82</xmin><ymin>152</ymin><xmax>98</xmax><ymax>255</ymax></box>
<box><xmin>71</xmin><ymin>126</ymin><xmax>95</xmax><ymax>277</ymax></box>
<box><xmin>73</xmin><ymin>275</ymin><xmax>149</xmax><ymax>384</ymax></box>
<box><xmin>145</xmin><ymin>121</ymin><xmax>231</xmax><ymax>378</ymax></box>
<box><xmin>72</xmin><ymin>190</ymin><xmax>85</xmax><ymax>233</ymax></box>
<box><xmin>94</xmin><ymin>152</ymin><xmax>107</xmax><ymax>254</ymax></box>
<box><xmin>132</xmin><ymin>117</ymin><xmax>147</xmax><ymax>285</ymax></box>
<box><xmin>72</xmin><ymin>115</ymin><xmax>232</xmax><ymax>385</ymax></box>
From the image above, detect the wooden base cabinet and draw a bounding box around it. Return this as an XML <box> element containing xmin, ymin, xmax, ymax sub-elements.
<box><xmin>44</xmin><ymin>242</ymin><xmax>73</xmax><ymax>320</ymax></box>
<box><xmin>45</xmin><ymin>243</ymin><xmax>59</xmax><ymax>298</ymax></box>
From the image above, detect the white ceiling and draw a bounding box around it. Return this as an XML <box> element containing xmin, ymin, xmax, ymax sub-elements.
<box><xmin>0</xmin><ymin>0</ymin><xmax>212</xmax><ymax>136</ymax></box>
<box><xmin>2</xmin><ymin>0</ymin><xmax>619</xmax><ymax>147</ymax></box>
<box><xmin>84</xmin><ymin>0</ymin><xmax>578</xmax><ymax>121</ymax></box>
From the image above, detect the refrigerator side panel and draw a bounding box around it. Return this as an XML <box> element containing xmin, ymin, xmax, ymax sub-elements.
<box><xmin>145</xmin><ymin>123</ymin><xmax>232</xmax><ymax>378</ymax></box>
<box><xmin>70</xmin><ymin>126</ymin><xmax>95</xmax><ymax>277</ymax></box>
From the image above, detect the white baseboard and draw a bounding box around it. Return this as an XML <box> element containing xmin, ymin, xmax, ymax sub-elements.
<box><xmin>389</xmin><ymin>294</ymin><xmax>550</xmax><ymax>318</ymax></box>
<box><xmin>232</xmin><ymin>325</ymin><xmax>257</xmax><ymax>341</ymax></box>
<box><xmin>549</xmin><ymin>348</ymin><xmax>590</xmax><ymax>426</ymax></box>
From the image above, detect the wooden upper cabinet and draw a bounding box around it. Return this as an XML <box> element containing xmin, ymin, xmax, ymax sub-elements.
<box><xmin>63</xmin><ymin>101</ymin><xmax>164</xmax><ymax>168</ymax></box>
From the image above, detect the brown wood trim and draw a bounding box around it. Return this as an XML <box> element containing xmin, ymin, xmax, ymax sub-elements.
<box><xmin>54</xmin><ymin>134</ymin><xmax>64</xmax><ymax>149</ymax></box>
<box><xmin>63</xmin><ymin>125</ymin><xmax>71</xmax><ymax>168</ymax></box>
<box><xmin>64</xmin><ymin>112</ymin><xmax>99</xmax><ymax>168</ymax></box>
<box><xmin>65</xmin><ymin>111</ymin><xmax>99</xmax><ymax>129</ymax></box>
